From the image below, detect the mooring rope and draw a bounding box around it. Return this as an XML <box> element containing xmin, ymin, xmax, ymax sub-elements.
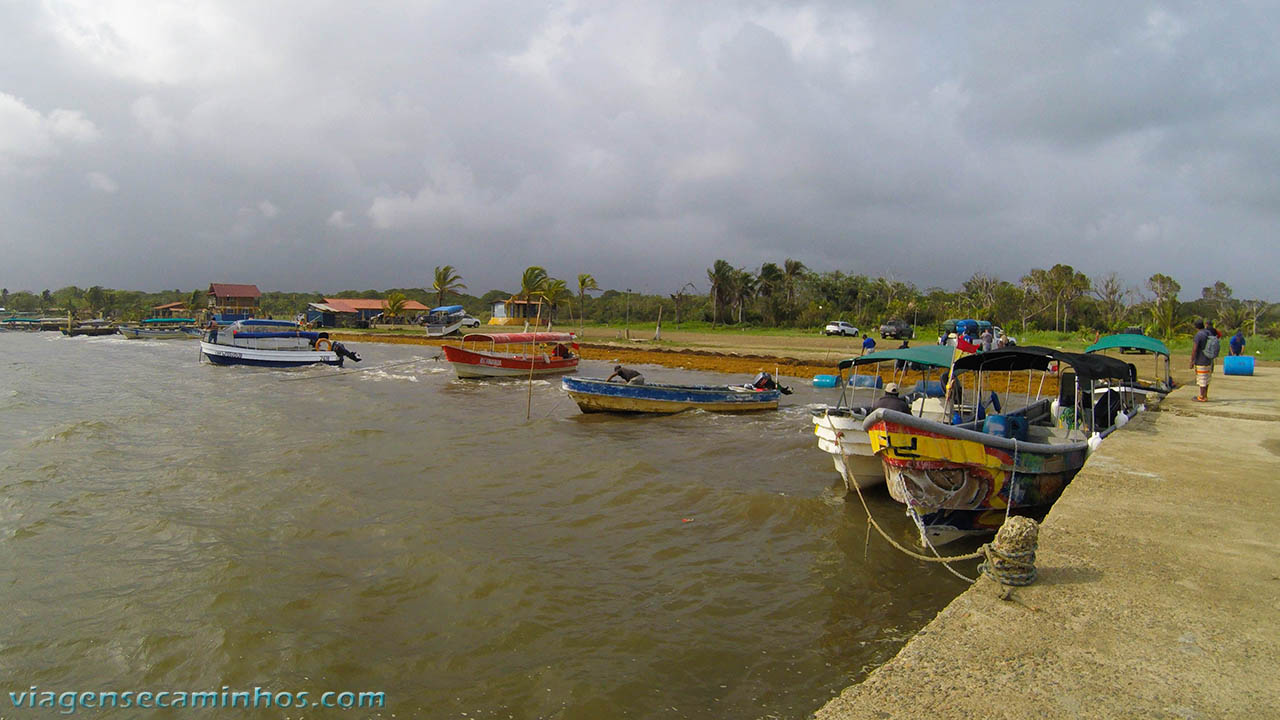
<box><xmin>829</xmin><ymin>417</ymin><xmax>1039</xmax><ymax>588</ymax></box>
<box><xmin>829</xmin><ymin>418</ymin><xmax>985</xmax><ymax>569</ymax></box>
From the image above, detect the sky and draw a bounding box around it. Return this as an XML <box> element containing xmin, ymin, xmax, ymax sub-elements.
<box><xmin>1</xmin><ymin>1</ymin><xmax>1277</xmax><ymax>301</ymax></box>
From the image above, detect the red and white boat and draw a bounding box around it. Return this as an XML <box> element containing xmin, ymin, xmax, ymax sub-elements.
<box><xmin>442</xmin><ymin>332</ymin><xmax>580</xmax><ymax>378</ymax></box>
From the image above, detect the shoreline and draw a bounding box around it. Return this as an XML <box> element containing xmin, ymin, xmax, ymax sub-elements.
<box><xmin>329</xmin><ymin>330</ymin><xmax>843</xmax><ymax>378</ymax></box>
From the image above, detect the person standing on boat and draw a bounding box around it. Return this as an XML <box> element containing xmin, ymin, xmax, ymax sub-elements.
<box><xmin>1230</xmin><ymin>330</ymin><xmax>1246</xmax><ymax>356</ymax></box>
<box><xmin>608</xmin><ymin>365</ymin><xmax>645</xmax><ymax>385</ymax></box>
<box><xmin>1190</xmin><ymin>319</ymin><xmax>1214</xmax><ymax>402</ymax></box>
<box><xmin>872</xmin><ymin>383</ymin><xmax>912</xmax><ymax>413</ymax></box>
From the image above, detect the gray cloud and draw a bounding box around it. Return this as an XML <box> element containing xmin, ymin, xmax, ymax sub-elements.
<box><xmin>0</xmin><ymin>1</ymin><xmax>1276</xmax><ymax>300</ymax></box>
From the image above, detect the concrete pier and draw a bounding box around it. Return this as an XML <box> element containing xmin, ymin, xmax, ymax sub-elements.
<box><xmin>816</xmin><ymin>368</ymin><xmax>1280</xmax><ymax>719</ymax></box>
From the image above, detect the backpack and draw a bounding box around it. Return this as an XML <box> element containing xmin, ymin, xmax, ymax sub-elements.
<box><xmin>1203</xmin><ymin>333</ymin><xmax>1220</xmax><ymax>360</ymax></box>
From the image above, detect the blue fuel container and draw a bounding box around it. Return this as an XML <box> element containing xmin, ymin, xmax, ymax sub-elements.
<box><xmin>812</xmin><ymin>374</ymin><xmax>841</xmax><ymax>388</ymax></box>
<box><xmin>983</xmin><ymin>414</ymin><xmax>1028</xmax><ymax>441</ymax></box>
<box><xmin>1223</xmin><ymin>356</ymin><xmax>1254</xmax><ymax>376</ymax></box>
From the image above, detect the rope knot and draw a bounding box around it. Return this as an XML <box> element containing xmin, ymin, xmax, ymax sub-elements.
<box><xmin>979</xmin><ymin>516</ymin><xmax>1039</xmax><ymax>587</ymax></box>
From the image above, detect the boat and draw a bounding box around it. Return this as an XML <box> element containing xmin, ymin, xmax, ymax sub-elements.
<box><xmin>0</xmin><ymin>317</ymin><xmax>42</xmax><ymax>331</ymax></box>
<box><xmin>119</xmin><ymin>317</ymin><xmax>202</xmax><ymax>340</ymax></box>
<box><xmin>442</xmin><ymin>332</ymin><xmax>578</xmax><ymax>378</ymax></box>
<box><xmin>862</xmin><ymin>347</ymin><xmax>1136</xmax><ymax>546</ymax></box>
<box><xmin>423</xmin><ymin>305</ymin><xmax>471</xmax><ymax>337</ymax></box>
<box><xmin>563</xmin><ymin>376</ymin><xmax>781</xmax><ymax>414</ymax></box>
<box><xmin>200</xmin><ymin>318</ymin><xmax>361</xmax><ymax>368</ymax></box>
<box><xmin>812</xmin><ymin>345</ymin><xmax>957</xmax><ymax>491</ymax></box>
<box><xmin>1085</xmin><ymin>333</ymin><xmax>1172</xmax><ymax>405</ymax></box>
<box><xmin>60</xmin><ymin>319</ymin><xmax>118</xmax><ymax>337</ymax></box>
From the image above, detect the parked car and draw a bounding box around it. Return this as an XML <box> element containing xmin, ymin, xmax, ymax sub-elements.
<box><xmin>824</xmin><ymin>321</ymin><xmax>859</xmax><ymax>337</ymax></box>
<box><xmin>879</xmin><ymin>319</ymin><xmax>914</xmax><ymax>339</ymax></box>
<box><xmin>460</xmin><ymin>315</ymin><xmax>481</xmax><ymax>328</ymax></box>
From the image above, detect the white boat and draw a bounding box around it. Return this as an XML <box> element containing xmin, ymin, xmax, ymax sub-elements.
<box><xmin>423</xmin><ymin>304</ymin><xmax>476</xmax><ymax>337</ymax></box>
<box><xmin>119</xmin><ymin>317</ymin><xmax>201</xmax><ymax>340</ymax></box>
<box><xmin>812</xmin><ymin>345</ymin><xmax>956</xmax><ymax>491</ymax></box>
<box><xmin>200</xmin><ymin>319</ymin><xmax>361</xmax><ymax>368</ymax></box>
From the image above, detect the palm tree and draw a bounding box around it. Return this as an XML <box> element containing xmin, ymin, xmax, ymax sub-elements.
<box><xmin>519</xmin><ymin>266</ymin><xmax>549</xmax><ymax>326</ymax></box>
<box><xmin>432</xmin><ymin>265</ymin><xmax>467</xmax><ymax>308</ymax></box>
<box><xmin>758</xmin><ymin>263</ymin><xmax>783</xmax><ymax>325</ymax></box>
<box><xmin>706</xmin><ymin>259</ymin><xmax>734</xmax><ymax>326</ymax></box>
<box><xmin>577</xmin><ymin>273</ymin><xmax>600</xmax><ymax>334</ymax></box>
<box><xmin>783</xmin><ymin>258</ymin><xmax>806</xmax><ymax>322</ymax></box>
<box><xmin>382</xmin><ymin>291</ymin><xmax>408</xmax><ymax>321</ymax></box>
<box><xmin>540</xmin><ymin>278</ymin><xmax>571</xmax><ymax>325</ymax></box>
<box><xmin>733</xmin><ymin>269</ymin><xmax>757</xmax><ymax>323</ymax></box>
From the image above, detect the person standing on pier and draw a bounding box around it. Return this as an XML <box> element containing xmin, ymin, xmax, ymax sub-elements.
<box><xmin>1190</xmin><ymin>319</ymin><xmax>1216</xmax><ymax>402</ymax></box>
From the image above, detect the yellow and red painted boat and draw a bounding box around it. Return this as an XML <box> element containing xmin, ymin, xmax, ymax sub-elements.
<box><xmin>864</xmin><ymin>404</ymin><xmax>1088</xmax><ymax>545</ymax></box>
<box><xmin>442</xmin><ymin>332</ymin><xmax>579</xmax><ymax>378</ymax></box>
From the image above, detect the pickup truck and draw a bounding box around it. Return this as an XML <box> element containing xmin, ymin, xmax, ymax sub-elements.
<box><xmin>878</xmin><ymin>319</ymin><xmax>914</xmax><ymax>339</ymax></box>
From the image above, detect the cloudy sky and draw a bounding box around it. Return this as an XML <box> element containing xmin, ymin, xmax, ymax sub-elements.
<box><xmin>1</xmin><ymin>1</ymin><xmax>1277</xmax><ymax>300</ymax></box>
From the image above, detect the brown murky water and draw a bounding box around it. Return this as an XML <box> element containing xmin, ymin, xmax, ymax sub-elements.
<box><xmin>0</xmin><ymin>333</ymin><xmax>969</xmax><ymax>718</ymax></box>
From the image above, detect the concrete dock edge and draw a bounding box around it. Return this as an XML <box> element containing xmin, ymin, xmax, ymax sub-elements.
<box><xmin>815</xmin><ymin>368</ymin><xmax>1280</xmax><ymax>719</ymax></box>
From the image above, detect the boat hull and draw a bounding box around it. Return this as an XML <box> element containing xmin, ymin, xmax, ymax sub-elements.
<box><xmin>200</xmin><ymin>341</ymin><xmax>341</xmax><ymax>368</ymax></box>
<box><xmin>864</xmin><ymin>409</ymin><xmax>1088</xmax><ymax>544</ymax></box>
<box><xmin>563</xmin><ymin>377</ymin><xmax>780</xmax><ymax>414</ymax></box>
<box><xmin>812</xmin><ymin>409</ymin><xmax>886</xmax><ymax>490</ymax></box>
<box><xmin>442</xmin><ymin>344</ymin><xmax>578</xmax><ymax>378</ymax></box>
<box><xmin>120</xmin><ymin>326</ymin><xmax>199</xmax><ymax>340</ymax></box>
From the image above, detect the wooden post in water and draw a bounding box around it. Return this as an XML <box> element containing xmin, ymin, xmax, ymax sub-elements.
<box><xmin>527</xmin><ymin>303</ymin><xmax>543</xmax><ymax>420</ymax></box>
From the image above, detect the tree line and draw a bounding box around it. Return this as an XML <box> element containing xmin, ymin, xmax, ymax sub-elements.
<box><xmin>3</xmin><ymin>261</ymin><xmax>1274</xmax><ymax>339</ymax></box>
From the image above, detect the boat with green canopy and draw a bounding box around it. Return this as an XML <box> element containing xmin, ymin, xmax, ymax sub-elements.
<box><xmin>812</xmin><ymin>344</ymin><xmax>959</xmax><ymax>491</ymax></box>
<box><xmin>119</xmin><ymin>317</ymin><xmax>202</xmax><ymax>340</ymax></box>
<box><xmin>1085</xmin><ymin>333</ymin><xmax>1172</xmax><ymax>404</ymax></box>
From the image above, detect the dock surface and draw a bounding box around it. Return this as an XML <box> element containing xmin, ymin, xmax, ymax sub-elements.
<box><xmin>816</xmin><ymin>367</ymin><xmax>1280</xmax><ymax>719</ymax></box>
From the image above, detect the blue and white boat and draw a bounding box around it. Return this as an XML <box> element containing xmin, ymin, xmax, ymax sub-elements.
<box><xmin>200</xmin><ymin>319</ymin><xmax>361</xmax><ymax>368</ymax></box>
<box><xmin>562</xmin><ymin>376</ymin><xmax>780</xmax><ymax>414</ymax></box>
<box><xmin>424</xmin><ymin>304</ymin><xmax>470</xmax><ymax>337</ymax></box>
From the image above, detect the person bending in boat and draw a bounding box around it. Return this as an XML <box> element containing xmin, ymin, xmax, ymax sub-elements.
<box><xmin>871</xmin><ymin>382</ymin><xmax>911</xmax><ymax>413</ymax></box>
<box><xmin>608</xmin><ymin>365</ymin><xmax>645</xmax><ymax>384</ymax></box>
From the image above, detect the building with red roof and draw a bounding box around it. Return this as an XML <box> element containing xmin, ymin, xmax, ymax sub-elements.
<box><xmin>208</xmin><ymin>283</ymin><xmax>262</xmax><ymax>320</ymax></box>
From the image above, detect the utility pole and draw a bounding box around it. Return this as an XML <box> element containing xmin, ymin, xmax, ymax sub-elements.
<box><xmin>625</xmin><ymin>288</ymin><xmax>631</xmax><ymax>340</ymax></box>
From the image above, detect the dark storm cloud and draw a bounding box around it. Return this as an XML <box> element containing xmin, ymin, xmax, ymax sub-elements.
<box><xmin>0</xmin><ymin>1</ymin><xmax>1276</xmax><ymax>300</ymax></box>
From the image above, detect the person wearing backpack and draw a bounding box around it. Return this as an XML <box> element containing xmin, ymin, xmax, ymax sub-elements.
<box><xmin>1190</xmin><ymin>319</ymin><xmax>1217</xmax><ymax>402</ymax></box>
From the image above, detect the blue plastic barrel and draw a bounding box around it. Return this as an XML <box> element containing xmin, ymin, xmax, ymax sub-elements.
<box><xmin>850</xmin><ymin>375</ymin><xmax>884</xmax><ymax>389</ymax></box>
<box><xmin>1223</xmin><ymin>355</ymin><xmax>1254</xmax><ymax>376</ymax></box>
<box><xmin>812</xmin><ymin>374</ymin><xmax>841</xmax><ymax>388</ymax></box>
<box><xmin>913</xmin><ymin>380</ymin><xmax>944</xmax><ymax>397</ymax></box>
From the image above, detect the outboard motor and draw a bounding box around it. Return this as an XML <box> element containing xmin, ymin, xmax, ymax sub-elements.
<box><xmin>332</xmin><ymin>341</ymin><xmax>361</xmax><ymax>366</ymax></box>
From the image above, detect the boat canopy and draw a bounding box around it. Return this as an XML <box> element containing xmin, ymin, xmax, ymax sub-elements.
<box><xmin>463</xmin><ymin>332</ymin><xmax>576</xmax><ymax>345</ymax></box>
<box><xmin>1085</xmin><ymin>333</ymin><xmax>1170</xmax><ymax>357</ymax></box>
<box><xmin>233</xmin><ymin>318</ymin><xmax>300</xmax><ymax>328</ymax></box>
<box><xmin>429</xmin><ymin>304</ymin><xmax>465</xmax><ymax>314</ymax></box>
<box><xmin>3</xmin><ymin>317</ymin><xmax>40</xmax><ymax>322</ymax></box>
<box><xmin>143</xmin><ymin>317</ymin><xmax>196</xmax><ymax>323</ymax></box>
<box><xmin>953</xmin><ymin>346</ymin><xmax>1133</xmax><ymax>382</ymax></box>
<box><xmin>837</xmin><ymin>344</ymin><xmax>956</xmax><ymax>370</ymax></box>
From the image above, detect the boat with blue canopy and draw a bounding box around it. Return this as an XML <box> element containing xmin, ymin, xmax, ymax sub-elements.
<box><xmin>200</xmin><ymin>318</ymin><xmax>361</xmax><ymax>368</ymax></box>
